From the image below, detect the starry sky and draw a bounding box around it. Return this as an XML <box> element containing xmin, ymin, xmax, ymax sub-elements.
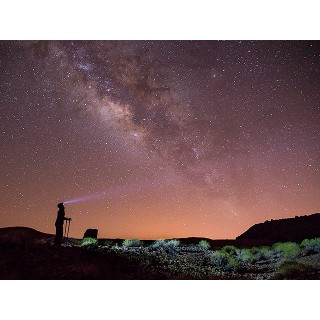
<box><xmin>1</xmin><ymin>40</ymin><xmax>319</xmax><ymax>240</ymax></box>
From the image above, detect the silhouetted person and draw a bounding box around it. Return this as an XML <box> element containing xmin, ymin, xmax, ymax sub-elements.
<box><xmin>54</xmin><ymin>203</ymin><xmax>71</xmax><ymax>246</ymax></box>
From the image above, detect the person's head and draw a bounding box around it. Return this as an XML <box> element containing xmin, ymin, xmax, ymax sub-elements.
<box><xmin>57</xmin><ymin>202</ymin><xmax>65</xmax><ymax>210</ymax></box>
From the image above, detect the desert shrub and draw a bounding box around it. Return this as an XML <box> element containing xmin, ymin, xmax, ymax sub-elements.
<box><xmin>272</xmin><ymin>242</ymin><xmax>301</xmax><ymax>259</ymax></box>
<box><xmin>150</xmin><ymin>239</ymin><xmax>166</xmax><ymax>248</ymax></box>
<box><xmin>165</xmin><ymin>239</ymin><xmax>180</xmax><ymax>249</ymax></box>
<box><xmin>81</xmin><ymin>237</ymin><xmax>98</xmax><ymax>247</ymax></box>
<box><xmin>168</xmin><ymin>239</ymin><xmax>180</xmax><ymax>245</ymax></box>
<box><xmin>255</xmin><ymin>246</ymin><xmax>273</xmax><ymax>260</ymax></box>
<box><xmin>211</xmin><ymin>250</ymin><xmax>239</xmax><ymax>271</ymax></box>
<box><xmin>122</xmin><ymin>239</ymin><xmax>142</xmax><ymax>247</ymax></box>
<box><xmin>198</xmin><ymin>240</ymin><xmax>210</xmax><ymax>250</ymax></box>
<box><xmin>235</xmin><ymin>248</ymin><xmax>256</xmax><ymax>264</ymax></box>
<box><xmin>221</xmin><ymin>245</ymin><xmax>237</xmax><ymax>255</ymax></box>
<box><xmin>300</xmin><ymin>238</ymin><xmax>320</xmax><ymax>254</ymax></box>
<box><xmin>249</xmin><ymin>247</ymin><xmax>260</xmax><ymax>254</ymax></box>
<box><xmin>150</xmin><ymin>239</ymin><xmax>180</xmax><ymax>251</ymax></box>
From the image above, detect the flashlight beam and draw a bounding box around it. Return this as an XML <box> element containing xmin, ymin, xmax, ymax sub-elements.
<box><xmin>63</xmin><ymin>175</ymin><xmax>174</xmax><ymax>205</ymax></box>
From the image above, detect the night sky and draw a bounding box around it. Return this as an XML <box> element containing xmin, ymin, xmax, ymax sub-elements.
<box><xmin>1</xmin><ymin>40</ymin><xmax>319</xmax><ymax>240</ymax></box>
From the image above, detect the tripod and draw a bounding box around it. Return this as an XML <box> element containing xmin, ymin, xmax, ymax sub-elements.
<box><xmin>64</xmin><ymin>219</ymin><xmax>71</xmax><ymax>244</ymax></box>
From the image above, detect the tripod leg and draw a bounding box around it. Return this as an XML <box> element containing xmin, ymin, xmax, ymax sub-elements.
<box><xmin>64</xmin><ymin>222</ymin><xmax>67</xmax><ymax>243</ymax></box>
<box><xmin>66</xmin><ymin>220</ymin><xmax>70</xmax><ymax>243</ymax></box>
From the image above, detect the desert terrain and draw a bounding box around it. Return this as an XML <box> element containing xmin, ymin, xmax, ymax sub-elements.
<box><xmin>1</xmin><ymin>226</ymin><xmax>320</xmax><ymax>280</ymax></box>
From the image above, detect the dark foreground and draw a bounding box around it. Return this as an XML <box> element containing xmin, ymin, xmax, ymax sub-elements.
<box><xmin>0</xmin><ymin>228</ymin><xmax>163</xmax><ymax>280</ymax></box>
<box><xmin>1</xmin><ymin>227</ymin><xmax>320</xmax><ymax>280</ymax></box>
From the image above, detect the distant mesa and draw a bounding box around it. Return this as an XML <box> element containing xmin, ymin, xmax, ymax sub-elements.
<box><xmin>237</xmin><ymin>213</ymin><xmax>320</xmax><ymax>242</ymax></box>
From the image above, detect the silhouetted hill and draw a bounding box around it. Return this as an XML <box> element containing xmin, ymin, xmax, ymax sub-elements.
<box><xmin>0</xmin><ymin>226</ymin><xmax>53</xmax><ymax>244</ymax></box>
<box><xmin>237</xmin><ymin>213</ymin><xmax>320</xmax><ymax>242</ymax></box>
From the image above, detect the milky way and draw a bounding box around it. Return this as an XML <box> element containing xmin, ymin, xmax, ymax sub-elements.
<box><xmin>1</xmin><ymin>41</ymin><xmax>319</xmax><ymax>239</ymax></box>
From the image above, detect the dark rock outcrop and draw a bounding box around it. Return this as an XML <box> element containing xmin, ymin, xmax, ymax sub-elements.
<box><xmin>237</xmin><ymin>213</ymin><xmax>320</xmax><ymax>242</ymax></box>
<box><xmin>83</xmin><ymin>229</ymin><xmax>98</xmax><ymax>239</ymax></box>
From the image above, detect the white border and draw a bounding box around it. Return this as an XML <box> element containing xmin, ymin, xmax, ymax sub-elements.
<box><xmin>0</xmin><ymin>0</ymin><xmax>318</xmax><ymax>40</ymax></box>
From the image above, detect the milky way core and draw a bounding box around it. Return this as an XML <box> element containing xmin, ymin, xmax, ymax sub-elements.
<box><xmin>1</xmin><ymin>41</ymin><xmax>319</xmax><ymax>239</ymax></box>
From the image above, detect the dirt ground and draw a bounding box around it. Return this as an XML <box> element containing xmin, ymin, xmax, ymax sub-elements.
<box><xmin>1</xmin><ymin>227</ymin><xmax>319</xmax><ymax>280</ymax></box>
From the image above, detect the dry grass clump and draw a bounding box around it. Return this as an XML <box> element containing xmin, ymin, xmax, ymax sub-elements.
<box><xmin>81</xmin><ymin>237</ymin><xmax>98</xmax><ymax>247</ymax></box>
<box><xmin>122</xmin><ymin>239</ymin><xmax>143</xmax><ymax>247</ymax></box>
<box><xmin>198</xmin><ymin>240</ymin><xmax>210</xmax><ymax>250</ymax></box>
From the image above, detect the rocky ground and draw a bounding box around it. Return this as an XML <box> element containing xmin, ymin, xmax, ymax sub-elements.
<box><xmin>94</xmin><ymin>245</ymin><xmax>320</xmax><ymax>280</ymax></box>
<box><xmin>1</xmin><ymin>227</ymin><xmax>320</xmax><ymax>280</ymax></box>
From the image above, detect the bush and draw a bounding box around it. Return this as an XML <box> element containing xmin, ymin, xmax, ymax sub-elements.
<box><xmin>300</xmin><ymin>238</ymin><xmax>320</xmax><ymax>254</ymax></box>
<box><xmin>249</xmin><ymin>247</ymin><xmax>260</xmax><ymax>254</ymax></box>
<box><xmin>221</xmin><ymin>245</ymin><xmax>237</xmax><ymax>255</ymax></box>
<box><xmin>150</xmin><ymin>239</ymin><xmax>166</xmax><ymax>249</ymax></box>
<box><xmin>255</xmin><ymin>246</ymin><xmax>273</xmax><ymax>260</ymax></box>
<box><xmin>211</xmin><ymin>250</ymin><xmax>239</xmax><ymax>271</ymax></box>
<box><xmin>151</xmin><ymin>239</ymin><xmax>180</xmax><ymax>251</ymax></box>
<box><xmin>235</xmin><ymin>248</ymin><xmax>255</xmax><ymax>264</ymax></box>
<box><xmin>81</xmin><ymin>237</ymin><xmax>98</xmax><ymax>247</ymax></box>
<box><xmin>198</xmin><ymin>240</ymin><xmax>210</xmax><ymax>250</ymax></box>
<box><xmin>122</xmin><ymin>239</ymin><xmax>142</xmax><ymax>247</ymax></box>
<box><xmin>272</xmin><ymin>242</ymin><xmax>301</xmax><ymax>259</ymax></box>
<box><xmin>166</xmin><ymin>239</ymin><xmax>180</xmax><ymax>248</ymax></box>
